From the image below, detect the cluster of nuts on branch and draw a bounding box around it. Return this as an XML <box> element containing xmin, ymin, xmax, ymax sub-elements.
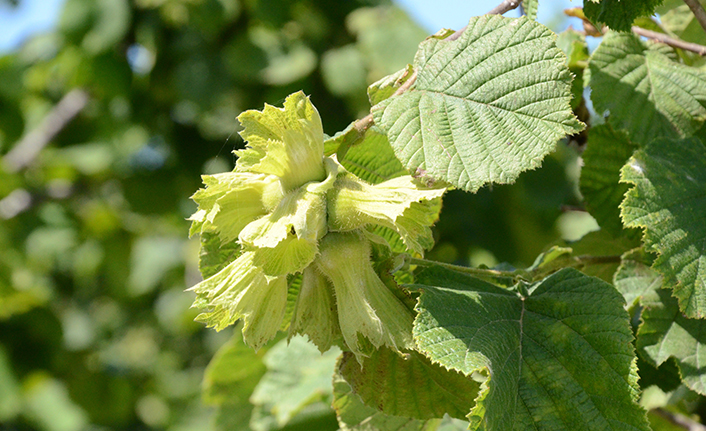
<box><xmin>188</xmin><ymin>91</ymin><xmax>444</xmax><ymax>360</ymax></box>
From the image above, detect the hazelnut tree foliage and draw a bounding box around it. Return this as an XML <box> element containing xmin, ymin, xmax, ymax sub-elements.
<box><xmin>1</xmin><ymin>0</ymin><xmax>706</xmax><ymax>430</ymax></box>
<box><xmin>189</xmin><ymin>0</ymin><xmax>706</xmax><ymax>430</ymax></box>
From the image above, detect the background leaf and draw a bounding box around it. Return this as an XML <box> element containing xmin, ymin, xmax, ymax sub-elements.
<box><xmin>412</xmin><ymin>266</ymin><xmax>649</xmax><ymax>431</ymax></box>
<box><xmin>579</xmin><ymin>124</ymin><xmax>637</xmax><ymax>236</ymax></box>
<box><xmin>620</xmin><ymin>137</ymin><xmax>706</xmax><ymax>318</ymax></box>
<box><xmin>583</xmin><ymin>0</ymin><xmax>664</xmax><ymax>32</ymax></box>
<box><xmin>249</xmin><ymin>336</ymin><xmax>340</xmax><ymax>428</ymax></box>
<box><xmin>638</xmin><ymin>289</ymin><xmax>706</xmax><ymax>396</ymax></box>
<box><xmin>333</xmin><ymin>372</ymin><xmax>446</xmax><ymax>431</ymax></box>
<box><xmin>523</xmin><ymin>0</ymin><xmax>538</xmax><ymax>21</ymax></box>
<box><xmin>373</xmin><ymin>15</ymin><xmax>582</xmax><ymax>192</ymax></box>
<box><xmin>338</xmin><ymin>348</ymin><xmax>480</xmax><ymax>420</ymax></box>
<box><xmin>589</xmin><ymin>32</ymin><xmax>706</xmax><ymax>144</ymax></box>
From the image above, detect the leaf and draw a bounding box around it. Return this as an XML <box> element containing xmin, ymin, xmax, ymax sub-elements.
<box><xmin>613</xmin><ymin>248</ymin><xmax>662</xmax><ymax>308</ymax></box>
<box><xmin>347</xmin><ymin>6</ymin><xmax>429</xmax><ymax>80</ymax></box>
<box><xmin>583</xmin><ymin>0</ymin><xmax>663</xmax><ymax>32</ymax></box>
<box><xmin>203</xmin><ymin>333</ymin><xmax>267</xmax><ymax>430</ymax></box>
<box><xmin>203</xmin><ymin>332</ymin><xmax>267</xmax><ymax>405</ymax></box>
<box><xmin>372</xmin><ymin>15</ymin><xmax>583</xmax><ymax>192</ymax></box>
<box><xmin>579</xmin><ymin>124</ymin><xmax>638</xmax><ymax>236</ymax></box>
<box><xmin>338</xmin><ymin>347</ymin><xmax>480</xmax><ymax>420</ymax></box>
<box><xmin>339</xmin><ymin>129</ymin><xmax>408</xmax><ymax>184</ymax></box>
<box><xmin>638</xmin><ymin>289</ymin><xmax>706</xmax><ymax>395</ymax></box>
<box><xmin>332</xmin><ymin>371</ymin><xmax>443</xmax><ymax>431</ymax></box>
<box><xmin>250</xmin><ymin>336</ymin><xmax>341</xmax><ymax>426</ymax></box>
<box><xmin>368</xmin><ymin>65</ymin><xmax>415</xmax><ymax>107</ymax></box>
<box><xmin>620</xmin><ymin>137</ymin><xmax>706</xmax><ymax>318</ymax></box>
<box><xmin>660</xmin><ymin>4</ymin><xmax>706</xmax><ymax>46</ymax></box>
<box><xmin>412</xmin><ymin>266</ymin><xmax>650</xmax><ymax>431</ymax></box>
<box><xmin>555</xmin><ymin>28</ymin><xmax>588</xmax><ymax>110</ymax></box>
<box><xmin>321</xmin><ymin>45</ymin><xmax>367</xmax><ymax>97</ymax></box>
<box><xmin>589</xmin><ymin>32</ymin><xmax>706</xmax><ymax>144</ymax></box>
<box><xmin>523</xmin><ymin>0</ymin><xmax>538</xmax><ymax>21</ymax></box>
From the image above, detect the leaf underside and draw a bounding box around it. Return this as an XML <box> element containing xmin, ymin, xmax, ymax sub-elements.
<box><xmin>372</xmin><ymin>15</ymin><xmax>583</xmax><ymax>192</ymax></box>
<box><xmin>412</xmin><ymin>266</ymin><xmax>649</xmax><ymax>431</ymax></box>
<box><xmin>620</xmin><ymin>136</ymin><xmax>706</xmax><ymax>318</ymax></box>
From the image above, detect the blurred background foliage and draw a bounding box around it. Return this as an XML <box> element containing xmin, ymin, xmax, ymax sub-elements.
<box><xmin>0</xmin><ymin>0</ymin><xmax>587</xmax><ymax>429</ymax></box>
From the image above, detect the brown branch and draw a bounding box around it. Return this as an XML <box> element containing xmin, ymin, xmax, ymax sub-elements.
<box><xmin>349</xmin><ymin>0</ymin><xmax>524</xmax><ymax>140</ymax></box>
<box><xmin>683</xmin><ymin>0</ymin><xmax>706</xmax><ymax>34</ymax></box>
<box><xmin>3</xmin><ymin>89</ymin><xmax>89</xmax><ymax>173</ymax></box>
<box><xmin>488</xmin><ymin>0</ymin><xmax>523</xmax><ymax>16</ymax></box>
<box><xmin>632</xmin><ymin>26</ymin><xmax>706</xmax><ymax>56</ymax></box>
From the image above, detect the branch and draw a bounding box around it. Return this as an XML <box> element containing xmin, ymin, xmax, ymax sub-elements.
<box><xmin>632</xmin><ymin>26</ymin><xmax>706</xmax><ymax>56</ymax></box>
<box><xmin>3</xmin><ymin>89</ymin><xmax>89</xmax><ymax>173</ymax></box>
<box><xmin>348</xmin><ymin>0</ymin><xmax>523</xmax><ymax>143</ymax></box>
<box><xmin>653</xmin><ymin>407</ymin><xmax>706</xmax><ymax>431</ymax></box>
<box><xmin>488</xmin><ymin>0</ymin><xmax>523</xmax><ymax>16</ymax></box>
<box><xmin>683</xmin><ymin>0</ymin><xmax>706</xmax><ymax>34</ymax></box>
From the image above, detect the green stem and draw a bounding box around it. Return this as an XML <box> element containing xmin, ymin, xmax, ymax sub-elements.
<box><xmin>411</xmin><ymin>254</ymin><xmax>622</xmax><ymax>286</ymax></box>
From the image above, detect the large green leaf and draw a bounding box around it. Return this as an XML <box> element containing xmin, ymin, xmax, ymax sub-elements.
<box><xmin>583</xmin><ymin>0</ymin><xmax>663</xmax><ymax>32</ymax></box>
<box><xmin>638</xmin><ymin>289</ymin><xmax>706</xmax><ymax>395</ymax></box>
<box><xmin>372</xmin><ymin>15</ymin><xmax>583</xmax><ymax>192</ymax></box>
<box><xmin>412</xmin><ymin>266</ymin><xmax>649</xmax><ymax>431</ymax></box>
<box><xmin>620</xmin><ymin>137</ymin><xmax>706</xmax><ymax>318</ymax></box>
<box><xmin>580</xmin><ymin>124</ymin><xmax>637</xmax><ymax>236</ymax></box>
<box><xmin>338</xmin><ymin>348</ymin><xmax>480</xmax><ymax>420</ymax></box>
<box><xmin>589</xmin><ymin>32</ymin><xmax>706</xmax><ymax>144</ymax></box>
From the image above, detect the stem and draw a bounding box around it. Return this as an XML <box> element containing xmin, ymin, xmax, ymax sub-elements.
<box><xmin>653</xmin><ymin>407</ymin><xmax>706</xmax><ymax>431</ymax></box>
<box><xmin>488</xmin><ymin>0</ymin><xmax>523</xmax><ymax>16</ymax></box>
<box><xmin>683</xmin><ymin>0</ymin><xmax>706</xmax><ymax>34</ymax></box>
<box><xmin>410</xmin><ymin>254</ymin><xmax>622</xmax><ymax>288</ymax></box>
<box><xmin>3</xmin><ymin>89</ymin><xmax>89</xmax><ymax>172</ymax></box>
<box><xmin>347</xmin><ymin>0</ymin><xmax>524</xmax><ymax>145</ymax></box>
<box><xmin>632</xmin><ymin>26</ymin><xmax>706</xmax><ymax>56</ymax></box>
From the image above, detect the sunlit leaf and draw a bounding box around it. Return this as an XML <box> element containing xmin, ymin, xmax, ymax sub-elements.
<box><xmin>413</xmin><ymin>265</ymin><xmax>649</xmax><ymax>430</ymax></box>
<box><xmin>373</xmin><ymin>15</ymin><xmax>583</xmax><ymax>192</ymax></box>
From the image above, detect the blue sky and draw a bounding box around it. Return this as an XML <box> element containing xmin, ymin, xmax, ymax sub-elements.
<box><xmin>0</xmin><ymin>0</ymin><xmax>582</xmax><ymax>54</ymax></box>
<box><xmin>0</xmin><ymin>0</ymin><xmax>65</xmax><ymax>53</ymax></box>
<box><xmin>394</xmin><ymin>0</ymin><xmax>582</xmax><ymax>33</ymax></box>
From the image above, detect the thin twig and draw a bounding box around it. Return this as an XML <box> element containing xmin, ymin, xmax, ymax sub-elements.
<box><xmin>349</xmin><ymin>0</ymin><xmax>524</xmax><ymax>140</ymax></box>
<box><xmin>3</xmin><ymin>89</ymin><xmax>89</xmax><ymax>172</ymax></box>
<box><xmin>632</xmin><ymin>26</ymin><xmax>706</xmax><ymax>56</ymax></box>
<box><xmin>488</xmin><ymin>0</ymin><xmax>523</xmax><ymax>16</ymax></box>
<box><xmin>683</xmin><ymin>0</ymin><xmax>706</xmax><ymax>34</ymax></box>
<box><xmin>653</xmin><ymin>407</ymin><xmax>706</xmax><ymax>431</ymax></box>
